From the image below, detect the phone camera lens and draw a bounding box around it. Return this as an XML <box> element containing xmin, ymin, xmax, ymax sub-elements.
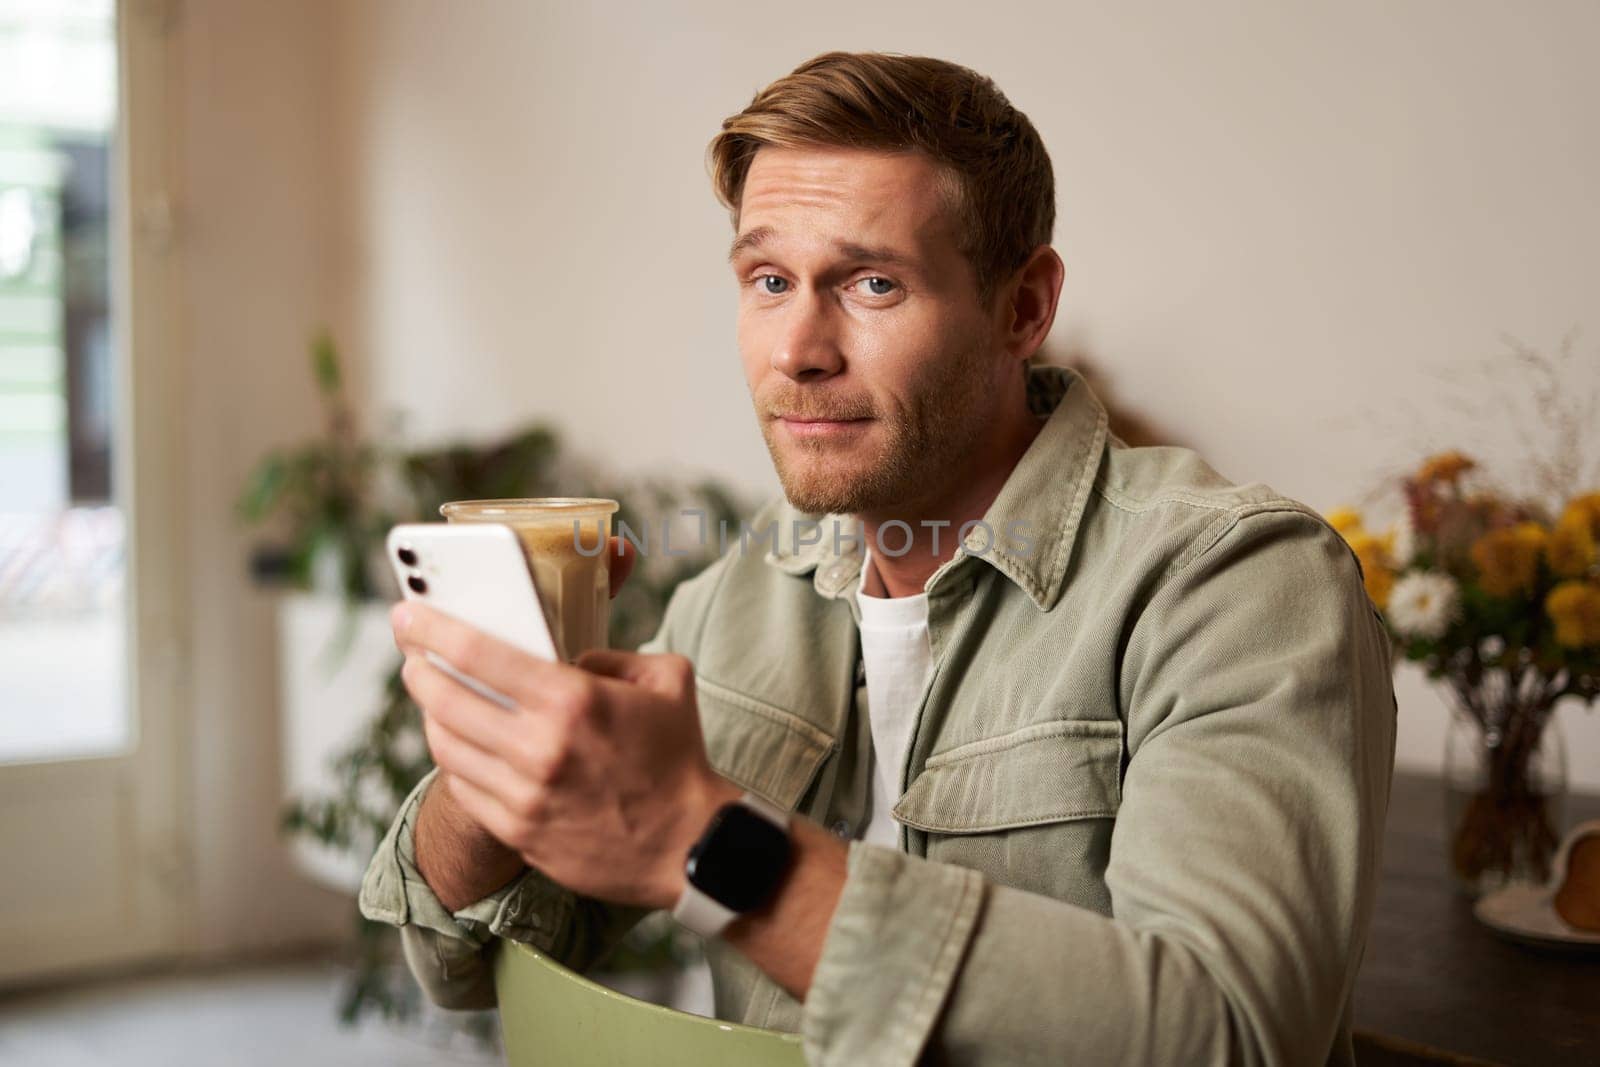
<box><xmin>397</xmin><ymin>546</ymin><xmax>418</xmax><ymax>566</ymax></box>
<box><xmin>407</xmin><ymin>575</ymin><xmax>428</xmax><ymax>595</ymax></box>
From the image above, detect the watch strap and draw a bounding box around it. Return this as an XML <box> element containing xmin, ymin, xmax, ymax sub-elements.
<box><xmin>733</xmin><ymin>790</ymin><xmax>789</xmax><ymax>831</ymax></box>
<box><xmin>671</xmin><ymin>881</ymin><xmax>739</xmax><ymax>938</ymax></box>
<box><xmin>671</xmin><ymin>791</ymin><xmax>791</xmax><ymax>938</ymax></box>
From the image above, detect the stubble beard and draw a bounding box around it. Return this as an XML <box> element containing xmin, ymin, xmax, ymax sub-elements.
<box><xmin>757</xmin><ymin>339</ymin><xmax>996</xmax><ymax>519</ymax></box>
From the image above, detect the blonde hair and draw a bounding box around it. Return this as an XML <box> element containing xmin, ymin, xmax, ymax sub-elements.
<box><xmin>708</xmin><ymin>51</ymin><xmax>1055</xmax><ymax>310</ymax></box>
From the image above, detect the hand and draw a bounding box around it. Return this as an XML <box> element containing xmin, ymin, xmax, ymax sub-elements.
<box><xmin>394</xmin><ymin>550</ymin><xmax>739</xmax><ymax>911</ymax></box>
<box><xmin>409</xmin><ymin>531</ymin><xmax>633</xmax><ymax>838</ymax></box>
<box><xmin>409</xmin><ymin>532</ymin><xmax>641</xmax><ymax>908</ymax></box>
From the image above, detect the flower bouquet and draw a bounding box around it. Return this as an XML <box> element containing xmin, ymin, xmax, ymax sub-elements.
<box><xmin>1327</xmin><ymin>453</ymin><xmax>1600</xmax><ymax>894</ymax></box>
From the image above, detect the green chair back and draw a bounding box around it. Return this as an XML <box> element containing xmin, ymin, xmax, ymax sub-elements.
<box><xmin>494</xmin><ymin>941</ymin><xmax>807</xmax><ymax>1066</ymax></box>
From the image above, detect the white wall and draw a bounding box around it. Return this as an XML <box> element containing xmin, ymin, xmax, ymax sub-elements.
<box><xmin>176</xmin><ymin>0</ymin><xmax>350</xmax><ymax>954</ymax></box>
<box><xmin>147</xmin><ymin>0</ymin><xmax>1600</xmax><ymax>964</ymax></box>
<box><xmin>326</xmin><ymin>0</ymin><xmax>1600</xmax><ymax>791</ymax></box>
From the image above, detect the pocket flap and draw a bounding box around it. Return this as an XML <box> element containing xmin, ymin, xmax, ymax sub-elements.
<box><xmin>892</xmin><ymin>719</ymin><xmax>1123</xmax><ymax>834</ymax></box>
<box><xmin>696</xmin><ymin>676</ymin><xmax>835</xmax><ymax>812</ymax></box>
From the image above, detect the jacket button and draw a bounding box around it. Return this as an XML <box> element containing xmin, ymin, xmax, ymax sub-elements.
<box><xmin>830</xmin><ymin>819</ymin><xmax>852</xmax><ymax>839</ymax></box>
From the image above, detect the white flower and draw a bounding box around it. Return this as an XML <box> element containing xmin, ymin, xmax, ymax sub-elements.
<box><xmin>1386</xmin><ymin>571</ymin><xmax>1460</xmax><ymax>639</ymax></box>
<box><xmin>1388</xmin><ymin>510</ymin><xmax>1416</xmax><ymax>568</ymax></box>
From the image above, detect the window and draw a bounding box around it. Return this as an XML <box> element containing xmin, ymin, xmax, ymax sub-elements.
<box><xmin>0</xmin><ymin>0</ymin><xmax>124</xmax><ymax>763</ymax></box>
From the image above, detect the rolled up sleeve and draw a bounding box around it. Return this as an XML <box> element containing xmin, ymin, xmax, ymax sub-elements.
<box><xmin>801</xmin><ymin>508</ymin><xmax>1397</xmax><ymax>1066</ymax></box>
<box><xmin>359</xmin><ymin>768</ymin><xmax>648</xmax><ymax>1009</ymax></box>
<box><xmin>357</xmin><ymin>561</ymin><xmax>723</xmax><ymax>1010</ymax></box>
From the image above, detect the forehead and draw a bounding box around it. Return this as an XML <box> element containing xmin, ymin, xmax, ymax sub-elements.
<box><xmin>736</xmin><ymin>145</ymin><xmax>960</xmax><ymax>255</ymax></box>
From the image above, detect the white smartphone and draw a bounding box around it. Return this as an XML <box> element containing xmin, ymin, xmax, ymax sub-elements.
<box><xmin>386</xmin><ymin>523</ymin><xmax>559</xmax><ymax>708</ymax></box>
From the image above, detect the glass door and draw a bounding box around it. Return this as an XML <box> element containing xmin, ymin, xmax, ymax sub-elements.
<box><xmin>0</xmin><ymin>0</ymin><xmax>126</xmax><ymax>765</ymax></box>
<box><xmin>0</xmin><ymin>0</ymin><xmax>185</xmax><ymax>985</ymax></box>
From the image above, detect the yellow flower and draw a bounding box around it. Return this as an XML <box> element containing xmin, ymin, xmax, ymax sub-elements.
<box><xmin>1561</xmin><ymin>491</ymin><xmax>1600</xmax><ymax>538</ymax></box>
<box><xmin>1545</xmin><ymin>581</ymin><xmax>1600</xmax><ymax>647</ymax></box>
<box><xmin>1325</xmin><ymin>507</ymin><xmax>1364</xmax><ymax>538</ymax></box>
<box><xmin>1416</xmin><ymin>450</ymin><xmax>1477</xmax><ymax>485</ymax></box>
<box><xmin>1347</xmin><ymin>531</ymin><xmax>1396</xmax><ymax>609</ymax></box>
<box><xmin>1346</xmin><ymin>529</ymin><xmax>1384</xmax><ymax>560</ymax></box>
<box><xmin>1364</xmin><ymin>565</ymin><xmax>1396</xmax><ymax>611</ymax></box>
<box><xmin>1546</xmin><ymin>514</ymin><xmax>1596</xmax><ymax>578</ymax></box>
<box><xmin>1469</xmin><ymin>522</ymin><xmax>1547</xmax><ymax>597</ymax></box>
<box><xmin>1514</xmin><ymin>521</ymin><xmax>1550</xmax><ymax>550</ymax></box>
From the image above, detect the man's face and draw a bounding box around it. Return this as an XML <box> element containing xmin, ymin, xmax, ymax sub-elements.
<box><xmin>730</xmin><ymin>145</ymin><xmax>1011</xmax><ymax>518</ymax></box>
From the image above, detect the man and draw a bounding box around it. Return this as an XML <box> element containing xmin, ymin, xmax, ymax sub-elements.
<box><xmin>360</xmin><ymin>51</ymin><xmax>1397</xmax><ymax>1065</ymax></box>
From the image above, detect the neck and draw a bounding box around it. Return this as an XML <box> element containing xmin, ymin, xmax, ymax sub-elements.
<box><xmin>856</xmin><ymin>408</ymin><xmax>1043</xmax><ymax>599</ymax></box>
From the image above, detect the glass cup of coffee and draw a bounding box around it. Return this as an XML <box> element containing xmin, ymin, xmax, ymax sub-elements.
<box><xmin>439</xmin><ymin>498</ymin><xmax>619</xmax><ymax>662</ymax></box>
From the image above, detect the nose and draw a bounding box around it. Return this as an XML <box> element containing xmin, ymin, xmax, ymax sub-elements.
<box><xmin>770</xmin><ymin>288</ymin><xmax>843</xmax><ymax>383</ymax></box>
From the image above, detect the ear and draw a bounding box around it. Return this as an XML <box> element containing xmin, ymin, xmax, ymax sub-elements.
<box><xmin>995</xmin><ymin>246</ymin><xmax>1066</xmax><ymax>368</ymax></box>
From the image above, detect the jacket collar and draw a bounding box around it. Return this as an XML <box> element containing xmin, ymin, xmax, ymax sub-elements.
<box><xmin>761</xmin><ymin>364</ymin><xmax>1109</xmax><ymax>612</ymax></box>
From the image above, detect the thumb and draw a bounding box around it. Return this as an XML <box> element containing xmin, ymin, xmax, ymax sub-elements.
<box><xmin>574</xmin><ymin>648</ymin><xmax>692</xmax><ymax>699</ymax></box>
<box><xmin>572</xmin><ymin>647</ymin><xmax>649</xmax><ymax>683</ymax></box>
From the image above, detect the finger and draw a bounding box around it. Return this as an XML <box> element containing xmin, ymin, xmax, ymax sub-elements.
<box><xmin>608</xmin><ymin>535</ymin><xmax>636</xmax><ymax>598</ymax></box>
<box><xmin>574</xmin><ymin>649</ymin><xmax>694</xmax><ymax>701</ymax></box>
<box><xmin>402</xmin><ymin>654</ymin><xmax>559</xmax><ymax>758</ymax></box>
<box><xmin>393</xmin><ymin>599</ymin><xmax>588</xmax><ymax>709</ymax></box>
<box><xmin>421</xmin><ymin>712</ymin><xmax>531</xmax><ymax>802</ymax></box>
<box><xmin>572</xmin><ymin>647</ymin><xmax>650</xmax><ymax>684</ymax></box>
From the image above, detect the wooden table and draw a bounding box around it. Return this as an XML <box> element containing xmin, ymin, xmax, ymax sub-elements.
<box><xmin>1352</xmin><ymin>771</ymin><xmax>1600</xmax><ymax>1066</ymax></box>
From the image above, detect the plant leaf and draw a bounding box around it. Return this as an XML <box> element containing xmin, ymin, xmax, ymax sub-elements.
<box><xmin>312</xmin><ymin>331</ymin><xmax>342</xmax><ymax>395</ymax></box>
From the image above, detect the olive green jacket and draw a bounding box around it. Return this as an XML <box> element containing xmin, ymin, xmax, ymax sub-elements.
<box><xmin>359</xmin><ymin>365</ymin><xmax>1397</xmax><ymax>1066</ymax></box>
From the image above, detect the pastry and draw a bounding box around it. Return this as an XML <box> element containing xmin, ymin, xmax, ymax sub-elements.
<box><xmin>1553</xmin><ymin>829</ymin><xmax>1600</xmax><ymax>932</ymax></box>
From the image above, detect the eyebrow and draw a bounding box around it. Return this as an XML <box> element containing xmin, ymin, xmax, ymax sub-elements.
<box><xmin>727</xmin><ymin>225</ymin><xmax>918</xmax><ymax>270</ymax></box>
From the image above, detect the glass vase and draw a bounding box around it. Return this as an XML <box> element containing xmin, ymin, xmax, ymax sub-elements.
<box><xmin>1443</xmin><ymin>698</ymin><xmax>1566</xmax><ymax>896</ymax></box>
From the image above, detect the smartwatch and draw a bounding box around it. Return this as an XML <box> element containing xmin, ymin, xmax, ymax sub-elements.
<box><xmin>671</xmin><ymin>791</ymin><xmax>793</xmax><ymax>938</ymax></box>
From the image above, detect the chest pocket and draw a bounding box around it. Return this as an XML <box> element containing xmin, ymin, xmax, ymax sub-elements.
<box><xmin>891</xmin><ymin>718</ymin><xmax>1123</xmax><ymax>909</ymax></box>
<box><xmin>694</xmin><ymin>675</ymin><xmax>835</xmax><ymax>812</ymax></box>
<box><xmin>892</xmin><ymin>718</ymin><xmax>1123</xmax><ymax>832</ymax></box>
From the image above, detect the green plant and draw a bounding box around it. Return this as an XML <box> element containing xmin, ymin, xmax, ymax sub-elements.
<box><xmin>236</xmin><ymin>333</ymin><xmax>392</xmax><ymax>599</ymax></box>
<box><xmin>245</xmin><ymin>333</ymin><xmax>754</xmax><ymax>1033</ymax></box>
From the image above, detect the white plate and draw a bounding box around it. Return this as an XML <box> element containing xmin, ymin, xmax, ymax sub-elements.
<box><xmin>1474</xmin><ymin>818</ymin><xmax>1600</xmax><ymax>952</ymax></box>
<box><xmin>1474</xmin><ymin>885</ymin><xmax>1600</xmax><ymax>952</ymax></box>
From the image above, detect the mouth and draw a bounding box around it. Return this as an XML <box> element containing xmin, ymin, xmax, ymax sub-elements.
<box><xmin>776</xmin><ymin>416</ymin><xmax>873</xmax><ymax>439</ymax></box>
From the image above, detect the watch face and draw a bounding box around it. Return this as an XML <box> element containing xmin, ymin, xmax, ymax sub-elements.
<box><xmin>685</xmin><ymin>802</ymin><xmax>793</xmax><ymax>912</ymax></box>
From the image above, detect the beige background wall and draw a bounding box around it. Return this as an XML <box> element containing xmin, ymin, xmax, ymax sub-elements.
<box><xmin>326</xmin><ymin>0</ymin><xmax>1600</xmax><ymax>788</ymax></box>
<box><xmin>177</xmin><ymin>0</ymin><xmax>348</xmax><ymax>953</ymax></box>
<box><xmin>172</xmin><ymin>0</ymin><xmax>1600</xmax><ymax>953</ymax></box>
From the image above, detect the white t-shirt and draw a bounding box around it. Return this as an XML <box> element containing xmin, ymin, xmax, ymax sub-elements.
<box><xmin>854</xmin><ymin>546</ymin><xmax>934</xmax><ymax>850</ymax></box>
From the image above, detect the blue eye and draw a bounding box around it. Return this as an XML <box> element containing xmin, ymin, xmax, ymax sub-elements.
<box><xmin>749</xmin><ymin>274</ymin><xmax>897</xmax><ymax>298</ymax></box>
